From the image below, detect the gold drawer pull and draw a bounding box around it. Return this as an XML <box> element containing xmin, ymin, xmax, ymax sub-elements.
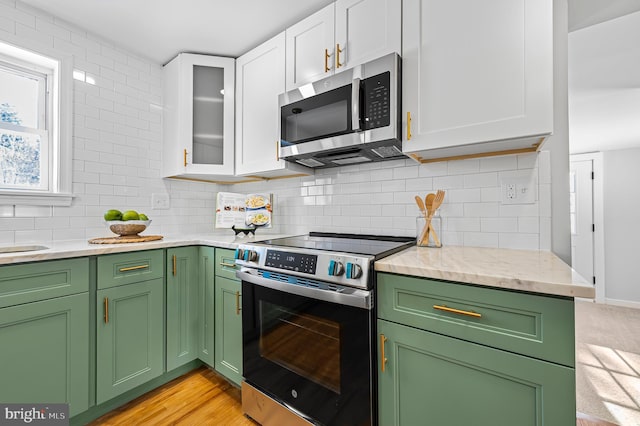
<box><xmin>119</xmin><ymin>264</ymin><xmax>149</xmax><ymax>272</ymax></box>
<box><xmin>407</xmin><ymin>111</ymin><xmax>412</xmax><ymax>140</ymax></box>
<box><xmin>380</xmin><ymin>334</ymin><xmax>388</xmax><ymax>372</ymax></box>
<box><xmin>235</xmin><ymin>291</ymin><xmax>241</xmax><ymax>315</ymax></box>
<box><xmin>220</xmin><ymin>262</ymin><xmax>236</xmax><ymax>268</ymax></box>
<box><xmin>183</xmin><ymin>148</ymin><xmax>188</xmax><ymax>167</ymax></box>
<box><xmin>104</xmin><ymin>297</ymin><xmax>109</xmax><ymax>323</ymax></box>
<box><xmin>433</xmin><ymin>304</ymin><xmax>482</xmax><ymax>318</ymax></box>
<box><xmin>172</xmin><ymin>255</ymin><xmax>177</xmax><ymax>276</ymax></box>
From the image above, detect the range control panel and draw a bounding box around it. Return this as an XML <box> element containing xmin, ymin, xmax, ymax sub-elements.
<box><xmin>265</xmin><ymin>250</ymin><xmax>317</xmax><ymax>274</ymax></box>
<box><xmin>234</xmin><ymin>244</ymin><xmax>372</xmax><ymax>290</ymax></box>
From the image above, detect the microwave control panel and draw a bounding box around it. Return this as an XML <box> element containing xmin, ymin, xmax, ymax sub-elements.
<box><xmin>363</xmin><ymin>71</ymin><xmax>391</xmax><ymax>130</ymax></box>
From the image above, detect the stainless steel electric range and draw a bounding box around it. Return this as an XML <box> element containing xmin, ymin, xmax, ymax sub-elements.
<box><xmin>235</xmin><ymin>232</ymin><xmax>415</xmax><ymax>426</ymax></box>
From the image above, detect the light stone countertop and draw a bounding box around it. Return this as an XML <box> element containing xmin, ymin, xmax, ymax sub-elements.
<box><xmin>374</xmin><ymin>245</ymin><xmax>595</xmax><ymax>299</ymax></box>
<box><xmin>0</xmin><ymin>232</ymin><xmax>293</xmax><ymax>266</ymax></box>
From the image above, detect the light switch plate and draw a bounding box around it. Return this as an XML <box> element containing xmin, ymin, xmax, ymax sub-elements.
<box><xmin>152</xmin><ymin>193</ymin><xmax>170</xmax><ymax>210</ymax></box>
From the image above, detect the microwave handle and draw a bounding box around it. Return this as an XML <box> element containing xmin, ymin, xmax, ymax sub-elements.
<box><xmin>352</xmin><ymin>78</ymin><xmax>361</xmax><ymax>132</ymax></box>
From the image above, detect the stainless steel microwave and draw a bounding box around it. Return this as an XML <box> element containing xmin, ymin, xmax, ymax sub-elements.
<box><xmin>279</xmin><ymin>53</ymin><xmax>403</xmax><ymax>168</ymax></box>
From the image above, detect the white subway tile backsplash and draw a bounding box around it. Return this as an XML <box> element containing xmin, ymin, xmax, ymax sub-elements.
<box><xmin>479</xmin><ymin>155</ymin><xmax>518</xmax><ymax>172</ymax></box>
<box><xmin>448</xmin><ymin>159</ymin><xmax>479</xmax><ymax>175</ymax></box>
<box><xmin>481</xmin><ymin>217</ymin><xmax>518</xmax><ymax>233</ymax></box>
<box><xmin>463</xmin><ymin>232</ymin><xmax>499</xmax><ymax>248</ymax></box>
<box><xmin>464</xmin><ymin>172</ymin><xmax>498</xmax><ymax>188</ymax></box>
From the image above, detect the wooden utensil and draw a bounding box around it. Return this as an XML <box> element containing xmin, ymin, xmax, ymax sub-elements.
<box><xmin>417</xmin><ymin>193</ymin><xmax>435</xmax><ymax>245</ymax></box>
<box><xmin>425</xmin><ymin>190</ymin><xmax>445</xmax><ymax>247</ymax></box>
<box><xmin>414</xmin><ymin>195</ymin><xmax>426</xmax><ymax>217</ymax></box>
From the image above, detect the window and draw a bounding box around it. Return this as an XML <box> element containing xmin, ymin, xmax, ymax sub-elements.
<box><xmin>0</xmin><ymin>40</ymin><xmax>72</xmax><ymax>206</ymax></box>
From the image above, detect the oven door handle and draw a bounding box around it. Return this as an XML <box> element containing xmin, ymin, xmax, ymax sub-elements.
<box><xmin>236</xmin><ymin>269</ymin><xmax>372</xmax><ymax>310</ymax></box>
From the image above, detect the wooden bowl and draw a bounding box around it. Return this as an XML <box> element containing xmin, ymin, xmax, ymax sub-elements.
<box><xmin>105</xmin><ymin>220</ymin><xmax>151</xmax><ymax>236</ymax></box>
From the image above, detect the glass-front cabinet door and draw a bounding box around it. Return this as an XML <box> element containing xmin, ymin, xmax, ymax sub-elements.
<box><xmin>163</xmin><ymin>53</ymin><xmax>235</xmax><ymax>179</ymax></box>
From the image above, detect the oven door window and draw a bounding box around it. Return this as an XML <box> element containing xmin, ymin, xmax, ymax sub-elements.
<box><xmin>281</xmin><ymin>84</ymin><xmax>353</xmax><ymax>145</ymax></box>
<box><xmin>260</xmin><ymin>301</ymin><xmax>341</xmax><ymax>394</ymax></box>
<box><xmin>242</xmin><ymin>281</ymin><xmax>372</xmax><ymax>426</ymax></box>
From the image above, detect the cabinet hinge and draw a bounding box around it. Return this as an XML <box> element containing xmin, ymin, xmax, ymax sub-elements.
<box><xmin>592</xmin><ymin>224</ymin><xmax>595</xmax><ymax>232</ymax></box>
<box><xmin>591</xmin><ymin>171</ymin><xmax>595</xmax><ymax>180</ymax></box>
<box><xmin>593</xmin><ymin>276</ymin><xmax>596</xmax><ymax>285</ymax></box>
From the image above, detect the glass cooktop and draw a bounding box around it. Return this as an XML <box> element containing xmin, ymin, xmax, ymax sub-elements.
<box><xmin>257</xmin><ymin>232</ymin><xmax>415</xmax><ymax>259</ymax></box>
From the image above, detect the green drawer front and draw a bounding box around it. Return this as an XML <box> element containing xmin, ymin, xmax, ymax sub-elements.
<box><xmin>0</xmin><ymin>258</ymin><xmax>89</xmax><ymax>308</ymax></box>
<box><xmin>377</xmin><ymin>273</ymin><xmax>575</xmax><ymax>367</ymax></box>
<box><xmin>215</xmin><ymin>248</ymin><xmax>238</xmax><ymax>281</ymax></box>
<box><xmin>97</xmin><ymin>249</ymin><xmax>164</xmax><ymax>289</ymax></box>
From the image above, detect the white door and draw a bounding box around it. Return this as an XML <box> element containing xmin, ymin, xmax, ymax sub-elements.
<box><xmin>570</xmin><ymin>159</ymin><xmax>594</xmax><ymax>284</ymax></box>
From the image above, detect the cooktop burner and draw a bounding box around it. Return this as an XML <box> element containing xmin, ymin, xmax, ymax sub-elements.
<box><xmin>257</xmin><ymin>232</ymin><xmax>415</xmax><ymax>260</ymax></box>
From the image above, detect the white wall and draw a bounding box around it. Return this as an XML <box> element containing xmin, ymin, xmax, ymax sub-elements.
<box><xmin>0</xmin><ymin>0</ymin><xmax>560</xmax><ymax>253</ymax></box>
<box><xmin>603</xmin><ymin>147</ymin><xmax>640</xmax><ymax>303</ymax></box>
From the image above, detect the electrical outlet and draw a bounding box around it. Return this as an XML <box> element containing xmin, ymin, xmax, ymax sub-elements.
<box><xmin>501</xmin><ymin>177</ymin><xmax>536</xmax><ymax>205</ymax></box>
<box><xmin>152</xmin><ymin>193</ymin><xmax>170</xmax><ymax>210</ymax></box>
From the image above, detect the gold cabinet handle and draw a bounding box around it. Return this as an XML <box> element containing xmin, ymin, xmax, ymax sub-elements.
<box><xmin>172</xmin><ymin>255</ymin><xmax>177</xmax><ymax>276</ymax></box>
<box><xmin>235</xmin><ymin>291</ymin><xmax>241</xmax><ymax>315</ymax></box>
<box><xmin>433</xmin><ymin>304</ymin><xmax>482</xmax><ymax>318</ymax></box>
<box><xmin>336</xmin><ymin>43</ymin><xmax>343</xmax><ymax>69</ymax></box>
<box><xmin>324</xmin><ymin>48</ymin><xmax>331</xmax><ymax>73</ymax></box>
<box><xmin>183</xmin><ymin>148</ymin><xmax>188</xmax><ymax>167</ymax></box>
<box><xmin>219</xmin><ymin>262</ymin><xmax>236</xmax><ymax>268</ymax></box>
<box><xmin>119</xmin><ymin>264</ymin><xmax>149</xmax><ymax>272</ymax></box>
<box><xmin>380</xmin><ymin>334</ymin><xmax>388</xmax><ymax>372</ymax></box>
<box><xmin>276</xmin><ymin>140</ymin><xmax>280</xmax><ymax>161</ymax></box>
<box><xmin>407</xmin><ymin>111</ymin><xmax>412</xmax><ymax>140</ymax></box>
<box><xmin>104</xmin><ymin>297</ymin><xmax>109</xmax><ymax>324</ymax></box>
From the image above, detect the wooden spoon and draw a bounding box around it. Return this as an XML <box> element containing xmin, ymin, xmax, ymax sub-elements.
<box><xmin>414</xmin><ymin>195</ymin><xmax>427</xmax><ymax>217</ymax></box>
<box><xmin>419</xmin><ymin>193</ymin><xmax>435</xmax><ymax>245</ymax></box>
<box><xmin>426</xmin><ymin>190</ymin><xmax>445</xmax><ymax>246</ymax></box>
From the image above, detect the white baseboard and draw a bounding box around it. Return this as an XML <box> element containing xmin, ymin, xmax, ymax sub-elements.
<box><xmin>603</xmin><ymin>298</ymin><xmax>640</xmax><ymax>309</ymax></box>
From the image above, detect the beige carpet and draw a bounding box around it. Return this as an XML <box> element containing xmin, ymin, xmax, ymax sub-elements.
<box><xmin>575</xmin><ymin>300</ymin><xmax>640</xmax><ymax>425</ymax></box>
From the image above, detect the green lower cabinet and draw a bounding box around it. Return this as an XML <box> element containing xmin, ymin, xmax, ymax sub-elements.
<box><xmin>215</xmin><ymin>276</ymin><xmax>242</xmax><ymax>385</ymax></box>
<box><xmin>198</xmin><ymin>247</ymin><xmax>216</xmax><ymax>367</ymax></box>
<box><xmin>96</xmin><ymin>279</ymin><xmax>164</xmax><ymax>404</ymax></box>
<box><xmin>0</xmin><ymin>293</ymin><xmax>90</xmax><ymax>417</ymax></box>
<box><xmin>377</xmin><ymin>319</ymin><xmax>575</xmax><ymax>426</ymax></box>
<box><xmin>166</xmin><ymin>247</ymin><xmax>199</xmax><ymax>371</ymax></box>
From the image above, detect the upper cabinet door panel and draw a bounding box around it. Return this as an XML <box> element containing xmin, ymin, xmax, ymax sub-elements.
<box><xmin>286</xmin><ymin>4</ymin><xmax>335</xmax><ymax>90</ymax></box>
<box><xmin>402</xmin><ymin>0</ymin><xmax>553</xmax><ymax>158</ymax></box>
<box><xmin>334</xmin><ymin>0</ymin><xmax>401</xmax><ymax>71</ymax></box>
<box><xmin>162</xmin><ymin>53</ymin><xmax>235</xmax><ymax>178</ymax></box>
<box><xmin>236</xmin><ymin>33</ymin><xmax>285</xmax><ymax>175</ymax></box>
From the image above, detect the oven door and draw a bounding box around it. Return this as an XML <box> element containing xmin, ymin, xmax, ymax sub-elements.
<box><xmin>240</xmin><ymin>273</ymin><xmax>373</xmax><ymax>426</ymax></box>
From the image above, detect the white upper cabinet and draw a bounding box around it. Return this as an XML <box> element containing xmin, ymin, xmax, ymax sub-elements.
<box><xmin>235</xmin><ymin>33</ymin><xmax>311</xmax><ymax>177</ymax></box>
<box><xmin>163</xmin><ymin>53</ymin><xmax>236</xmax><ymax>180</ymax></box>
<box><xmin>402</xmin><ymin>0</ymin><xmax>554</xmax><ymax>162</ymax></box>
<box><xmin>286</xmin><ymin>0</ymin><xmax>401</xmax><ymax>90</ymax></box>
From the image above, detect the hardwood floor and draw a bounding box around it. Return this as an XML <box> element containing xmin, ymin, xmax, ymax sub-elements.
<box><xmin>89</xmin><ymin>366</ymin><xmax>617</xmax><ymax>425</ymax></box>
<box><xmin>88</xmin><ymin>367</ymin><xmax>255</xmax><ymax>426</ymax></box>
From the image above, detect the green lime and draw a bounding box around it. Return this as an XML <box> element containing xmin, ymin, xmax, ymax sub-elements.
<box><xmin>121</xmin><ymin>210</ymin><xmax>140</xmax><ymax>221</ymax></box>
<box><xmin>138</xmin><ymin>213</ymin><xmax>149</xmax><ymax>221</ymax></box>
<box><xmin>104</xmin><ymin>209</ymin><xmax>122</xmax><ymax>221</ymax></box>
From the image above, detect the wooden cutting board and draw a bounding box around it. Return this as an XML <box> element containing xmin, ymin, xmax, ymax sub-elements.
<box><xmin>88</xmin><ymin>235</ymin><xmax>163</xmax><ymax>244</ymax></box>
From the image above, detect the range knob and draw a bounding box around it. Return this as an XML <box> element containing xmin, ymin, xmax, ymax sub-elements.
<box><xmin>234</xmin><ymin>248</ymin><xmax>243</xmax><ymax>260</ymax></box>
<box><xmin>243</xmin><ymin>250</ymin><xmax>258</xmax><ymax>262</ymax></box>
<box><xmin>328</xmin><ymin>260</ymin><xmax>345</xmax><ymax>276</ymax></box>
<box><xmin>346</xmin><ymin>262</ymin><xmax>362</xmax><ymax>279</ymax></box>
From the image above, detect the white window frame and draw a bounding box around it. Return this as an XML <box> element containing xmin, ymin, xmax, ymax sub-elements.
<box><xmin>0</xmin><ymin>39</ymin><xmax>73</xmax><ymax>206</ymax></box>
